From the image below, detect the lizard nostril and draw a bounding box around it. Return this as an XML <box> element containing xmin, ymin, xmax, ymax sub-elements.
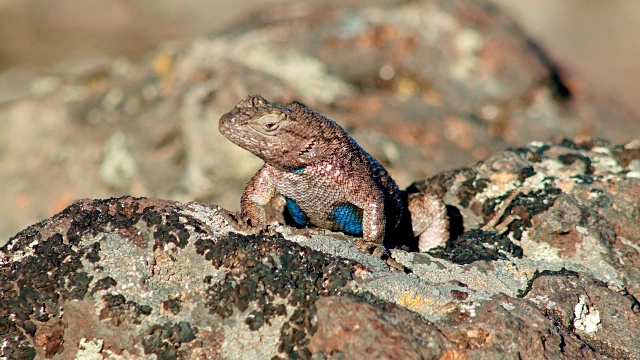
<box><xmin>221</xmin><ymin>114</ymin><xmax>236</xmax><ymax>125</ymax></box>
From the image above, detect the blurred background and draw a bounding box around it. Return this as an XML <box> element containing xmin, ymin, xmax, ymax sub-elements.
<box><xmin>2</xmin><ymin>0</ymin><xmax>638</xmax><ymax>114</ymax></box>
<box><xmin>1</xmin><ymin>0</ymin><xmax>639</xmax><ymax>244</ymax></box>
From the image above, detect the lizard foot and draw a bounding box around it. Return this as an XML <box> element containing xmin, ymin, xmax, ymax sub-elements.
<box><xmin>354</xmin><ymin>239</ymin><xmax>409</xmax><ymax>273</ymax></box>
<box><xmin>220</xmin><ymin>210</ymin><xmax>275</xmax><ymax>236</ymax></box>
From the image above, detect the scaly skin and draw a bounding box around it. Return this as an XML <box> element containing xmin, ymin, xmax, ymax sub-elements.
<box><xmin>219</xmin><ymin>95</ymin><xmax>403</xmax><ymax>253</ymax></box>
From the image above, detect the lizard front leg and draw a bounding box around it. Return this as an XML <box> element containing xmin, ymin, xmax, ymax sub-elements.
<box><xmin>354</xmin><ymin>203</ymin><xmax>388</xmax><ymax>257</ymax></box>
<box><xmin>344</xmin><ymin>183</ymin><xmax>387</xmax><ymax>252</ymax></box>
<box><xmin>240</xmin><ymin>165</ymin><xmax>278</xmax><ymax>230</ymax></box>
<box><xmin>344</xmin><ymin>182</ymin><xmax>406</xmax><ymax>271</ymax></box>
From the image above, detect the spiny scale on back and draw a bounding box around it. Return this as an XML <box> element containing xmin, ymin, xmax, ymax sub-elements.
<box><xmin>219</xmin><ymin>94</ymin><xmax>403</xmax><ymax>252</ymax></box>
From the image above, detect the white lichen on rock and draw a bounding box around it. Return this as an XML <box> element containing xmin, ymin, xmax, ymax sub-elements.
<box><xmin>573</xmin><ymin>295</ymin><xmax>601</xmax><ymax>333</ymax></box>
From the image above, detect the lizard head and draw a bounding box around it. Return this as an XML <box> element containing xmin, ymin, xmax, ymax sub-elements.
<box><xmin>219</xmin><ymin>94</ymin><xmax>343</xmax><ymax>169</ymax></box>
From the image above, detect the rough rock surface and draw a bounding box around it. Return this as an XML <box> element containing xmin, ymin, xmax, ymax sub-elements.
<box><xmin>2</xmin><ymin>139</ymin><xmax>639</xmax><ymax>359</ymax></box>
<box><xmin>2</xmin><ymin>0</ymin><xmax>638</xmax><ymax>243</ymax></box>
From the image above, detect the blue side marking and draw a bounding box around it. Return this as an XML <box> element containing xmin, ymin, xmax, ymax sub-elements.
<box><xmin>289</xmin><ymin>167</ymin><xmax>305</xmax><ymax>174</ymax></box>
<box><xmin>330</xmin><ymin>204</ymin><xmax>363</xmax><ymax>236</ymax></box>
<box><xmin>285</xmin><ymin>197</ymin><xmax>307</xmax><ymax>226</ymax></box>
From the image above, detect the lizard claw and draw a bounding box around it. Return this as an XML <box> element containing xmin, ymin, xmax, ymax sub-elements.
<box><xmin>354</xmin><ymin>239</ymin><xmax>409</xmax><ymax>273</ymax></box>
<box><xmin>258</xmin><ymin>224</ymin><xmax>278</xmax><ymax>237</ymax></box>
<box><xmin>221</xmin><ymin>211</ymin><xmax>265</xmax><ymax>235</ymax></box>
<box><xmin>354</xmin><ymin>238</ymin><xmax>380</xmax><ymax>254</ymax></box>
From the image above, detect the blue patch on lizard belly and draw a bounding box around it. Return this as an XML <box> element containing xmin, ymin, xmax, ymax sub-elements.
<box><xmin>285</xmin><ymin>197</ymin><xmax>307</xmax><ymax>226</ymax></box>
<box><xmin>330</xmin><ymin>204</ymin><xmax>363</xmax><ymax>236</ymax></box>
<box><xmin>289</xmin><ymin>167</ymin><xmax>305</xmax><ymax>174</ymax></box>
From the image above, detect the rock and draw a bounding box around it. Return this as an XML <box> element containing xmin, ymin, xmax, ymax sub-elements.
<box><xmin>2</xmin><ymin>139</ymin><xmax>639</xmax><ymax>359</ymax></box>
<box><xmin>99</xmin><ymin>131</ymin><xmax>138</xmax><ymax>190</ymax></box>
<box><xmin>1</xmin><ymin>0</ymin><xmax>638</xmax><ymax>243</ymax></box>
<box><xmin>412</xmin><ymin>139</ymin><xmax>640</xmax><ymax>300</ymax></box>
<box><xmin>2</xmin><ymin>0</ymin><xmax>640</xmax><ymax>357</ymax></box>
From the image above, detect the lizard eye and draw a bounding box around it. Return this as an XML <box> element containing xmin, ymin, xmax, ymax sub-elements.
<box><xmin>255</xmin><ymin>113</ymin><xmax>284</xmax><ymax>133</ymax></box>
<box><xmin>264</xmin><ymin>122</ymin><xmax>279</xmax><ymax>131</ymax></box>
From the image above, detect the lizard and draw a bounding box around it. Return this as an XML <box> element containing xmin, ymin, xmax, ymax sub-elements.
<box><xmin>218</xmin><ymin>94</ymin><xmax>449</xmax><ymax>263</ymax></box>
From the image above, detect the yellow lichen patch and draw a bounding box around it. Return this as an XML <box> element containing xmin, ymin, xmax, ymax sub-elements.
<box><xmin>398</xmin><ymin>292</ymin><xmax>456</xmax><ymax>316</ymax></box>
<box><xmin>398</xmin><ymin>292</ymin><xmax>434</xmax><ymax>314</ymax></box>
<box><xmin>394</xmin><ymin>76</ymin><xmax>420</xmax><ymax>98</ymax></box>
<box><xmin>153</xmin><ymin>53</ymin><xmax>174</xmax><ymax>84</ymax></box>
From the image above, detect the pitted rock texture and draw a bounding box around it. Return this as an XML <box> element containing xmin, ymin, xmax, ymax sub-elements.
<box><xmin>409</xmin><ymin>139</ymin><xmax>640</xmax><ymax>300</ymax></box>
<box><xmin>2</xmin><ymin>0</ymin><xmax>638</xmax><ymax>243</ymax></box>
<box><xmin>1</xmin><ymin>198</ymin><xmax>371</xmax><ymax>359</ymax></box>
<box><xmin>2</xmin><ymin>140</ymin><xmax>640</xmax><ymax>359</ymax></box>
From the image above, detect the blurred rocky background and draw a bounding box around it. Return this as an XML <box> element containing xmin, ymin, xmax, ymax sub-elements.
<box><xmin>1</xmin><ymin>0</ymin><xmax>639</xmax><ymax>244</ymax></box>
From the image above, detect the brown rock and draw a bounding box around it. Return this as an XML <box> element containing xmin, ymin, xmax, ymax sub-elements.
<box><xmin>309</xmin><ymin>296</ymin><xmax>447</xmax><ymax>359</ymax></box>
<box><xmin>2</xmin><ymin>0</ymin><xmax>638</xmax><ymax>244</ymax></box>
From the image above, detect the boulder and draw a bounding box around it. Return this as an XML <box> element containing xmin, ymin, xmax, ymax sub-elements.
<box><xmin>2</xmin><ymin>139</ymin><xmax>639</xmax><ymax>359</ymax></box>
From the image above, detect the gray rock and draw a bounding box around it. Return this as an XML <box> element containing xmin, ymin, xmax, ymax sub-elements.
<box><xmin>2</xmin><ymin>139</ymin><xmax>639</xmax><ymax>359</ymax></box>
<box><xmin>1</xmin><ymin>0</ymin><xmax>638</xmax><ymax>244</ymax></box>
